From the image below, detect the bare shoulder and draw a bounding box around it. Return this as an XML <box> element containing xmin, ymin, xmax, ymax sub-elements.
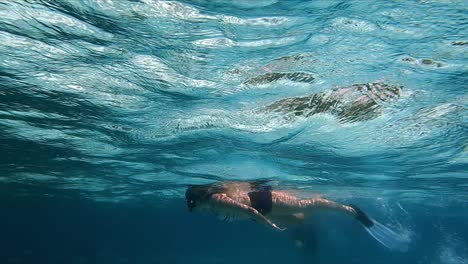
<box><xmin>211</xmin><ymin>193</ymin><xmax>234</xmax><ymax>204</ymax></box>
<box><xmin>211</xmin><ymin>193</ymin><xmax>228</xmax><ymax>200</ymax></box>
<box><xmin>211</xmin><ymin>193</ymin><xmax>250</xmax><ymax>209</ymax></box>
<box><xmin>212</xmin><ymin>193</ymin><xmax>236</xmax><ymax>203</ymax></box>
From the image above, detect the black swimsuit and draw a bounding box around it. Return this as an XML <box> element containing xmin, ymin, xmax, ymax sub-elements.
<box><xmin>248</xmin><ymin>185</ymin><xmax>272</xmax><ymax>215</ymax></box>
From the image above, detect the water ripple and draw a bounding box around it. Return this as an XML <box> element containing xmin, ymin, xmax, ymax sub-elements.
<box><xmin>0</xmin><ymin>0</ymin><xmax>466</xmax><ymax>204</ymax></box>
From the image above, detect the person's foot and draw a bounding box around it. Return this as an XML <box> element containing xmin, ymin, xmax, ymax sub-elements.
<box><xmin>349</xmin><ymin>204</ymin><xmax>374</xmax><ymax>227</ymax></box>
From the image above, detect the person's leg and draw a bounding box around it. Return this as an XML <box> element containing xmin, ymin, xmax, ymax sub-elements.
<box><xmin>271</xmin><ymin>191</ymin><xmax>410</xmax><ymax>251</ymax></box>
<box><xmin>271</xmin><ymin>191</ymin><xmax>356</xmax><ymax>217</ymax></box>
<box><xmin>303</xmin><ymin>197</ymin><xmax>356</xmax><ymax>216</ymax></box>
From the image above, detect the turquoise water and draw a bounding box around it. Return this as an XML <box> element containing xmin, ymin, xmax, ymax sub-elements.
<box><xmin>0</xmin><ymin>0</ymin><xmax>467</xmax><ymax>263</ymax></box>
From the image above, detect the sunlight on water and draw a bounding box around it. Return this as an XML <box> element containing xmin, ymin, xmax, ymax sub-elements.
<box><xmin>0</xmin><ymin>0</ymin><xmax>466</xmax><ymax>215</ymax></box>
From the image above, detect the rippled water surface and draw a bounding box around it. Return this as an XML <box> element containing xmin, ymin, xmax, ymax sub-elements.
<box><xmin>0</xmin><ymin>0</ymin><xmax>467</xmax><ymax>263</ymax></box>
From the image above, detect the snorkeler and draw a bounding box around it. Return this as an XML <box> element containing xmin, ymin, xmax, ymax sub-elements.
<box><xmin>185</xmin><ymin>181</ymin><xmax>408</xmax><ymax>251</ymax></box>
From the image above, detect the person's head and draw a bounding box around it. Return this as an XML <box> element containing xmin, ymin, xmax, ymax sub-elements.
<box><xmin>185</xmin><ymin>184</ymin><xmax>212</xmax><ymax>212</ymax></box>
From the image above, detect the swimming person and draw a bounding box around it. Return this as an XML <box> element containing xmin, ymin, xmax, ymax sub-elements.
<box><xmin>185</xmin><ymin>181</ymin><xmax>409</xmax><ymax>251</ymax></box>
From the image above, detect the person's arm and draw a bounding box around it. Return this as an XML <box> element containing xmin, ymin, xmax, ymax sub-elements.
<box><xmin>211</xmin><ymin>193</ymin><xmax>285</xmax><ymax>232</ymax></box>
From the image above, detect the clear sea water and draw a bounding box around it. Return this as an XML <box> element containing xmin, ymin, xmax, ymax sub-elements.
<box><xmin>0</xmin><ymin>0</ymin><xmax>467</xmax><ymax>263</ymax></box>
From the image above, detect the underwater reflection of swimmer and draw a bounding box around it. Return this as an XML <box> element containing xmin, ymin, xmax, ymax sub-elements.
<box><xmin>185</xmin><ymin>181</ymin><xmax>409</xmax><ymax>251</ymax></box>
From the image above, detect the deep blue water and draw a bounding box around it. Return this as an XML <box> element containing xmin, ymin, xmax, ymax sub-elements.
<box><xmin>0</xmin><ymin>0</ymin><xmax>467</xmax><ymax>263</ymax></box>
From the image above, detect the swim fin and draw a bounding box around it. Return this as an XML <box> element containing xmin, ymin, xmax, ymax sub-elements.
<box><xmin>349</xmin><ymin>205</ymin><xmax>409</xmax><ymax>252</ymax></box>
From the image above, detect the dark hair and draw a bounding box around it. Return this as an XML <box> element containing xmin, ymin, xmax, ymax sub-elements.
<box><xmin>185</xmin><ymin>183</ymin><xmax>224</xmax><ymax>212</ymax></box>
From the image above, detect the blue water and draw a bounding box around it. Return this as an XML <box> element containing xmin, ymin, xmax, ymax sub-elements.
<box><xmin>0</xmin><ymin>0</ymin><xmax>467</xmax><ymax>263</ymax></box>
